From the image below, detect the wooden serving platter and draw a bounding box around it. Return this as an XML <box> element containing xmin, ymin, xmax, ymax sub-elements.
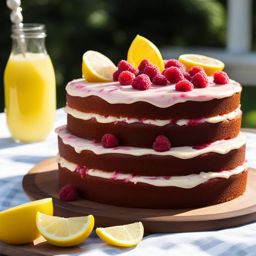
<box><xmin>21</xmin><ymin>157</ymin><xmax>256</xmax><ymax>233</ymax></box>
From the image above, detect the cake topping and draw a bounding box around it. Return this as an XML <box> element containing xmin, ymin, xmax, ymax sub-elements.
<box><xmin>138</xmin><ymin>59</ymin><xmax>150</xmax><ymax>72</ymax></box>
<box><xmin>191</xmin><ymin>71</ymin><xmax>208</xmax><ymax>88</ymax></box>
<box><xmin>184</xmin><ymin>72</ymin><xmax>192</xmax><ymax>81</ymax></box>
<box><xmin>153</xmin><ymin>135</ymin><xmax>171</xmax><ymax>152</ymax></box>
<box><xmin>113</xmin><ymin>69</ymin><xmax>121</xmax><ymax>81</ymax></box>
<box><xmin>165</xmin><ymin>59</ymin><xmax>185</xmax><ymax>72</ymax></box>
<box><xmin>118</xmin><ymin>71</ymin><xmax>135</xmax><ymax>85</ymax></box>
<box><xmin>189</xmin><ymin>66</ymin><xmax>204</xmax><ymax>77</ymax></box>
<box><xmin>132</xmin><ymin>74</ymin><xmax>151</xmax><ymax>90</ymax></box>
<box><xmin>101</xmin><ymin>133</ymin><xmax>119</xmax><ymax>148</ymax></box>
<box><xmin>117</xmin><ymin>60</ymin><xmax>137</xmax><ymax>74</ymax></box>
<box><xmin>213</xmin><ymin>71</ymin><xmax>229</xmax><ymax>84</ymax></box>
<box><xmin>143</xmin><ymin>64</ymin><xmax>160</xmax><ymax>81</ymax></box>
<box><xmin>59</xmin><ymin>184</ymin><xmax>78</xmax><ymax>201</ymax></box>
<box><xmin>152</xmin><ymin>74</ymin><xmax>168</xmax><ymax>86</ymax></box>
<box><xmin>175</xmin><ymin>80</ymin><xmax>193</xmax><ymax>92</ymax></box>
<box><xmin>163</xmin><ymin>67</ymin><xmax>184</xmax><ymax>83</ymax></box>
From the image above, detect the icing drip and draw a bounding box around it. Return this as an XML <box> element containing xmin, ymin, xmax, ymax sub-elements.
<box><xmin>66</xmin><ymin>77</ymin><xmax>242</xmax><ymax>108</ymax></box>
<box><xmin>56</xmin><ymin>126</ymin><xmax>246</xmax><ymax>159</ymax></box>
<box><xmin>58</xmin><ymin>156</ymin><xmax>246</xmax><ymax>188</ymax></box>
<box><xmin>65</xmin><ymin>106</ymin><xmax>242</xmax><ymax>126</ymax></box>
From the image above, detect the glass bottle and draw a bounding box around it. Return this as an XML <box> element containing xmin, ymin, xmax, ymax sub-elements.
<box><xmin>4</xmin><ymin>23</ymin><xmax>56</xmax><ymax>142</ymax></box>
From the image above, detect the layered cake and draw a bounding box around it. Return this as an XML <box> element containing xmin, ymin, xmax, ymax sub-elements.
<box><xmin>56</xmin><ymin>51</ymin><xmax>246</xmax><ymax>209</ymax></box>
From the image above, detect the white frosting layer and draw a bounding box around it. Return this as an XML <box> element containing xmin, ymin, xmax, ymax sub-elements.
<box><xmin>66</xmin><ymin>78</ymin><xmax>242</xmax><ymax>108</ymax></box>
<box><xmin>65</xmin><ymin>106</ymin><xmax>242</xmax><ymax>126</ymax></box>
<box><xmin>58</xmin><ymin>156</ymin><xmax>246</xmax><ymax>188</ymax></box>
<box><xmin>56</xmin><ymin>126</ymin><xmax>246</xmax><ymax>159</ymax></box>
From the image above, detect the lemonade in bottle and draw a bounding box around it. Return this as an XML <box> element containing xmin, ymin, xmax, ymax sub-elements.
<box><xmin>4</xmin><ymin>24</ymin><xmax>56</xmax><ymax>142</ymax></box>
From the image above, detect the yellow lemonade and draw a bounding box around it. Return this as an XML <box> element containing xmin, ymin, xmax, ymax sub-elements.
<box><xmin>4</xmin><ymin>53</ymin><xmax>56</xmax><ymax>142</ymax></box>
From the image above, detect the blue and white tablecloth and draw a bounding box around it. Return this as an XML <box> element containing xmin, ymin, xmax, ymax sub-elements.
<box><xmin>1</xmin><ymin>109</ymin><xmax>256</xmax><ymax>256</ymax></box>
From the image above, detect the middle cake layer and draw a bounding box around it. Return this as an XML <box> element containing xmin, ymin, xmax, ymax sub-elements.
<box><xmin>57</xmin><ymin>126</ymin><xmax>246</xmax><ymax>176</ymax></box>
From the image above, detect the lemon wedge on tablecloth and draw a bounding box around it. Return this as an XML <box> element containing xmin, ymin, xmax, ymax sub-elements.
<box><xmin>36</xmin><ymin>212</ymin><xmax>94</xmax><ymax>247</ymax></box>
<box><xmin>0</xmin><ymin>198</ymin><xmax>53</xmax><ymax>244</ymax></box>
<box><xmin>96</xmin><ymin>222</ymin><xmax>144</xmax><ymax>247</ymax></box>
<box><xmin>127</xmin><ymin>35</ymin><xmax>165</xmax><ymax>72</ymax></box>
<box><xmin>178</xmin><ymin>54</ymin><xmax>224</xmax><ymax>76</ymax></box>
<box><xmin>82</xmin><ymin>50</ymin><xmax>117</xmax><ymax>82</ymax></box>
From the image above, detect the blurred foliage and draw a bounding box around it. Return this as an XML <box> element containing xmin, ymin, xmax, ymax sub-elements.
<box><xmin>0</xmin><ymin>0</ymin><xmax>255</xmax><ymax>127</ymax></box>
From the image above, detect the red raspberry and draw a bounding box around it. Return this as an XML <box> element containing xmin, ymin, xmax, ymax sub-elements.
<box><xmin>101</xmin><ymin>133</ymin><xmax>119</xmax><ymax>148</ymax></box>
<box><xmin>213</xmin><ymin>71</ymin><xmax>229</xmax><ymax>84</ymax></box>
<box><xmin>59</xmin><ymin>184</ymin><xmax>78</xmax><ymax>201</ymax></box>
<box><xmin>113</xmin><ymin>69</ymin><xmax>121</xmax><ymax>81</ymax></box>
<box><xmin>152</xmin><ymin>74</ymin><xmax>168</xmax><ymax>86</ymax></box>
<box><xmin>117</xmin><ymin>60</ymin><xmax>137</xmax><ymax>74</ymax></box>
<box><xmin>165</xmin><ymin>59</ymin><xmax>185</xmax><ymax>71</ymax></box>
<box><xmin>132</xmin><ymin>74</ymin><xmax>151</xmax><ymax>90</ymax></box>
<box><xmin>138</xmin><ymin>59</ymin><xmax>150</xmax><ymax>72</ymax></box>
<box><xmin>75</xmin><ymin>166</ymin><xmax>88</xmax><ymax>178</ymax></box>
<box><xmin>163</xmin><ymin>67</ymin><xmax>184</xmax><ymax>83</ymax></box>
<box><xmin>189</xmin><ymin>66</ymin><xmax>204</xmax><ymax>77</ymax></box>
<box><xmin>175</xmin><ymin>80</ymin><xmax>193</xmax><ymax>92</ymax></box>
<box><xmin>184</xmin><ymin>72</ymin><xmax>192</xmax><ymax>81</ymax></box>
<box><xmin>153</xmin><ymin>135</ymin><xmax>171</xmax><ymax>152</ymax></box>
<box><xmin>118</xmin><ymin>71</ymin><xmax>135</xmax><ymax>85</ymax></box>
<box><xmin>191</xmin><ymin>71</ymin><xmax>208</xmax><ymax>88</ymax></box>
<box><xmin>143</xmin><ymin>64</ymin><xmax>160</xmax><ymax>81</ymax></box>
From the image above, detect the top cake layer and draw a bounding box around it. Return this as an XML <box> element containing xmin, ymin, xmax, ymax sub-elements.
<box><xmin>66</xmin><ymin>77</ymin><xmax>241</xmax><ymax>119</ymax></box>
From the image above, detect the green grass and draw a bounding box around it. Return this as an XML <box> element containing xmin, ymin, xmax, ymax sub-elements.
<box><xmin>241</xmin><ymin>86</ymin><xmax>256</xmax><ymax>128</ymax></box>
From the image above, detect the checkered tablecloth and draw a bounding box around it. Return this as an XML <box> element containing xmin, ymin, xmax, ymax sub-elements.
<box><xmin>1</xmin><ymin>109</ymin><xmax>256</xmax><ymax>256</ymax></box>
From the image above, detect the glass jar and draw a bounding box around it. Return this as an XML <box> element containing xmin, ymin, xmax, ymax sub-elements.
<box><xmin>4</xmin><ymin>23</ymin><xmax>56</xmax><ymax>142</ymax></box>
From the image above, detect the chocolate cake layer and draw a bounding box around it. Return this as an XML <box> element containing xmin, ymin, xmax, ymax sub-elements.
<box><xmin>58</xmin><ymin>138</ymin><xmax>245</xmax><ymax>176</ymax></box>
<box><xmin>59</xmin><ymin>167</ymin><xmax>247</xmax><ymax>209</ymax></box>
<box><xmin>67</xmin><ymin>93</ymin><xmax>240</xmax><ymax>119</ymax></box>
<box><xmin>67</xmin><ymin>114</ymin><xmax>241</xmax><ymax>147</ymax></box>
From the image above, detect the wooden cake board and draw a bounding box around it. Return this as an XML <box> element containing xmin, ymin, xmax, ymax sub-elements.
<box><xmin>21</xmin><ymin>157</ymin><xmax>256</xmax><ymax>233</ymax></box>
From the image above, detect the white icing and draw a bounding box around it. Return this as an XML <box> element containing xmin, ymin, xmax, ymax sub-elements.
<box><xmin>66</xmin><ymin>77</ymin><xmax>242</xmax><ymax>108</ymax></box>
<box><xmin>58</xmin><ymin>156</ymin><xmax>246</xmax><ymax>188</ymax></box>
<box><xmin>56</xmin><ymin>126</ymin><xmax>246</xmax><ymax>159</ymax></box>
<box><xmin>65</xmin><ymin>106</ymin><xmax>242</xmax><ymax>126</ymax></box>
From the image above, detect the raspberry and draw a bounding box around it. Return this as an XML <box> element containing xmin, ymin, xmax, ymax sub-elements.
<box><xmin>59</xmin><ymin>184</ymin><xmax>78</xmax><ymax>201</ymax></box>
<box><xmin>118</xmin><ymin>71</ymin><xmax>135</xmax><ymax>85</ymax></box>
<box><xmin>213</xmin><ymin>71</ymin><xmax>229</xmax><ymax>84</ymax></box>
<box><xmin>75</xmin><ymin>166</ymin><xmax>88</xmax><ymax>178</ymax></box>
<box><xmin>165</xmin><ymin>59</ymin><xmax>185</xmax><ymax>71</ymax></box>
<box><xmin>132</xmin><ymin>74</ymin><xmax>151</xmax><ymax>90</ymax></box>
<box><xmin>191</xmin><ymin>71</ymin><xmax>208</xmax><ymax>88</ymax></box>
<box><xmin>163</xmin><ymin>67</ymin><xmax>184</xmax><ymax>83</ymax></box>
<box><xmin>143</xmin><ymin>64</ymin><xmax>160</xmax><ymax>81</ymax></box>
<box><xmin>117</xmin><ymin>60</ymin><xmax>137</xmax><ymax>74</ymax></box>
<box><xmin>101</xmin><ymin>133</ymin><xmax>119</xmax><ymax>148</ymax></box>
<box><xmin>175</xmin><ymin>80</ymin><xmax>193</xmax><ymax>92</ymax></box>
<box><xmin>189</xmin><ymin>66</ymin><xmax>204</xmax><ymax>77</ymax></box>
<box><xmin>138</xmin><ymin>59</ymin><xmax>150</xmax><ymax>72</ymax></box>
<box><xmin>153</xmin><ymin>135</ymin><xmax>171</xmax><ymax>152</ymax></box>
<box><xmin>152</xmin><ymin>74</ymin><xmax>168</xmax><ymax>86</ymax></box>
<box><xmin>184</xmin><ymin>72</ymin><xmax>192</xmax><ymax>81</ymax></box>
<box><xmin>113</xmin><ymin>69</ymin><xmax>121</xmax><ymax>81</ymax></box>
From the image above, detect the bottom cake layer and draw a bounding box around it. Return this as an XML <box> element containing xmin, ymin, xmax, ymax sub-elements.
<box><xmin>58</xmin><ymin>164</ymin><xmax>248</xmax><ymax>209</ymax></box>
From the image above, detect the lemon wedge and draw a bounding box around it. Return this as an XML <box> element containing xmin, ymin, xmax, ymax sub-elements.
<box><xmin>96</xmin><ymin>222</ymin><xmax>144</xmax><ymax>247</ymax></box>
<box><xmin>36</xmin><ymin>212</ymin><xmax>94</xmax><ymax>247</ymax></box>
<box><xmin>127</xmin><ymin>35</ymin><xmax>164</xmax><ymax>72</ymax></box>
<box><xmin>82</xmin><ymin>50</ymin><xmax>117</xmax><ymax>82</ymax></box>
<box><xmin>178</xmin><ymin>54</ymin><xmax>224</xmax><ymax>76</ymax></box>
<box><xmin>0</xmin><ymin>198</ymin><xmax>53</xmax><ymax>244</ymax></box>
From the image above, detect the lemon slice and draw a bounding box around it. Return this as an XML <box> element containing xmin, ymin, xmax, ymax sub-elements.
<box><xmin>178</xmin><ymin>54</ymin><xmax>224</xmax><ymax>76</ymax></box>
<box><xmin>0</xmin><ymin>198</ymin><xmax>53</xmax><ymax>244</ymax></box>
<box><xmin>96</xmin><ymin>222</ymin><xmax>144</xmax><ymax>247</ymax></box>
<box><xmin>82</xmin><ymin>50</ymin><xmax>117</xmax><ymax>82</ymax></box>
<box><xmin>36</xmin><ymin>212</ymin><xmax>94</xmax><ymax>247</ymax></box>
<box><xmin>127</xmin><ymin>35</ymin><xmax>164</xmax><ymax>72</ymax></box>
